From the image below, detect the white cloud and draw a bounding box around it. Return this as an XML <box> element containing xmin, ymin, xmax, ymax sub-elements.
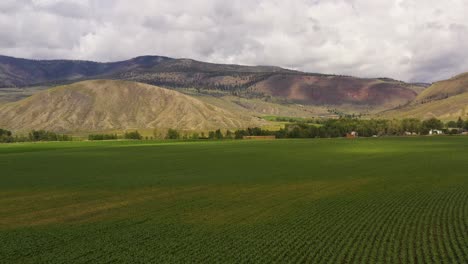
<box><xmin>1</xmin><ymin>0</ymin><xmax>467</xmax><ymax>82</ymax></box>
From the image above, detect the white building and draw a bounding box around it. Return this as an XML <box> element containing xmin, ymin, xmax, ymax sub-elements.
<box><xmin>429</xmin><ymin>129</ymin><xmax>443</xmax><ymax>135</ymax></box>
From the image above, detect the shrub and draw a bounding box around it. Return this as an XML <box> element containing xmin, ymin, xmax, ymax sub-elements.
<box><xmin>124</xmin><ymin>131</ymin><xmax>142</xmax><ymax>140</ymax></box>
<box><xmin>165</xmin><ymin>129</ymin><xmax>180</xmax><ymax>140</ymax></box>
<box><xmin>28</xmin><ymin>130</ymin><xmax>72</xmax><ymax>142</ymax></box>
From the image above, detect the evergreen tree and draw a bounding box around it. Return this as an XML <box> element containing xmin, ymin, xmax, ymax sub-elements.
<box><xmin>215</xmin><ymin>129</ymin><xmax>224</xmax><ymax>139</ymax></box>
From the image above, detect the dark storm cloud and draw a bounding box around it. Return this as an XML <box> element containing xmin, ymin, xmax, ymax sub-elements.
<box><xmin>1</xmin><ymin>0</ymin><xmax>467</xmax><ymax>82</ymax></box>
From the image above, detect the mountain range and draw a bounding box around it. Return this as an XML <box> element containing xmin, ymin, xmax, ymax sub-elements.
<box><xmin>0</xmin><ymin>55</ymin><xmax>426</xmax><ymax>107</ymax></box>
<box><xmin>0</xmin><ymin>55</ymin><xmax>467</xmax><ymax>132</ymax></box>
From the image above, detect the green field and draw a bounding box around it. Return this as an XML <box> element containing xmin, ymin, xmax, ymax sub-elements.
<box><xmin>1</xmin><ymin>138</ymin><xmax>467</xmax><ymax>263</ymax></box>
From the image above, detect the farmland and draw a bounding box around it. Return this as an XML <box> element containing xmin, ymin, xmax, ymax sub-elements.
<box><xmin>1</xmin><ymin>138</ymin><xmax>467</xmax><ymax>263</ymax></box>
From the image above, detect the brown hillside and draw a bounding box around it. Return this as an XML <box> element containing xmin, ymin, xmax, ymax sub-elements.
<box><xmin>249</xmin><ymin>75</ymin><xmax>418</xmax><ymax>109</ymax></box>
<box><xmin>0</xmin><ymin>80</ymin><xmax>264</xmax><ymax>132</ymax></box>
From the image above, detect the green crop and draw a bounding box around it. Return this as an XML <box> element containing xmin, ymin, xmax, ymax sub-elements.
<box><xmin>0</xmin><ymin>137</ymin><xmax>467</xmax><ymax>263</ymax></box>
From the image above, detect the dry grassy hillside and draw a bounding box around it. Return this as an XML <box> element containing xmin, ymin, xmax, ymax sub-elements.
<box><xmin>415</xmin><ymin>72</ymin><xmax>468</xmax><ymax>103</ymax></box>
<box><xmin>0</xmin><ymin>80</ymin><xmax>264</xmax><ymax>132</ymax></box>
<box><xmin>193</xmin><ymin>95</ymin><xmax>334</xmax><ymax>117</ymax></box>
<box><xmin>379</xmin><ymin>93</ymin><xmax>468</xmax><ymax>121</ymax></box>
<box><xmin>379</xmin><ymin>72</ymin><xmax>468</xmax><ymax>121</ymax></box>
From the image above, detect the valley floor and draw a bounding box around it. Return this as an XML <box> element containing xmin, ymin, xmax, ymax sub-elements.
<box><xmin>1</xmin><ymin>138</ymin><xmax>467</xmax><ymax>263</ymax></box>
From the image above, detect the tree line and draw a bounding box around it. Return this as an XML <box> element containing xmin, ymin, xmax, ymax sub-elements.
<box><xmin>165</xmin><ymin>128</ymin><xmax>231</xmax><ymax>140</ymax></box>
<box><xmin>1</xmin><ymin>117</ymin><xmax>467</xmax><ymax>143</ymax></box>
<box><xmin>0</xmin><ymin>129</ymin><xmax>72</xmax><ymax>143</ymax></box>
<box><xmin>88</xmin><ymin>131</ymin><xmax>142</xmax><ymax>140</ymax></box>
<box><xmin>162</xmin><ymin>117</ymin><xmax>468</xmax><ymax>140</ymax></box>
<box><xmin>236</xmin><ymin>117</ymin><xmax>468</xmax><ymax>139</ymax></box>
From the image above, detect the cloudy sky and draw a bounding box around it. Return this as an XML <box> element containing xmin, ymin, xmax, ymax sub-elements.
<box><xmin>1</xmin><ymin>0</ymin><xmax>467</xmax><ymax>82</ymax></box>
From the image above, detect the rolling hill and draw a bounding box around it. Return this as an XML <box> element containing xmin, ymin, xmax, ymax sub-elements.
<box><xmin>413</xmin><ymin>72</ymin><xmax>468</xmax><ymax>103</ymax></box>
<box><xmin>0</xmin><ymin>80</ymin><xmax>264</xmax><ymax>132</ymax></box>
<box><xmin>380</xmin><ymin>93</ymin><xmax>468</xmax><ymax>120</ymax></box>
<box><xmin>380</xmin><ymin>72</ymin><xmax>468</xmax><ymax>120</ymax></box>
<box><xmin>248</xmin><ymin>75</ymin><xmax>421</xmax><ymax>108</ymax></box>
<box><xmin>0</xmin><ymin>55</ymin><xmax>426</xmax><ymax>112</ymax></box>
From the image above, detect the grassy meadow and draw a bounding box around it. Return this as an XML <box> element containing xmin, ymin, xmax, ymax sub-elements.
<box><xmin>1</xmin><ymin>137</ymin><xmax>467</xmax><ymax>263</ymax></box>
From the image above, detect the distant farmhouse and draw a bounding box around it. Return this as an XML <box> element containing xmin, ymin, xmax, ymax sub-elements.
<box><xmin>429</xmin><ymin>129</ymin><xmax>444</xmax><ymax>135</ymax></box>
<box><xmin>346</xmin><ymin>131</ymin><xmax>358</xmax><ymax>139</ymax></box>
